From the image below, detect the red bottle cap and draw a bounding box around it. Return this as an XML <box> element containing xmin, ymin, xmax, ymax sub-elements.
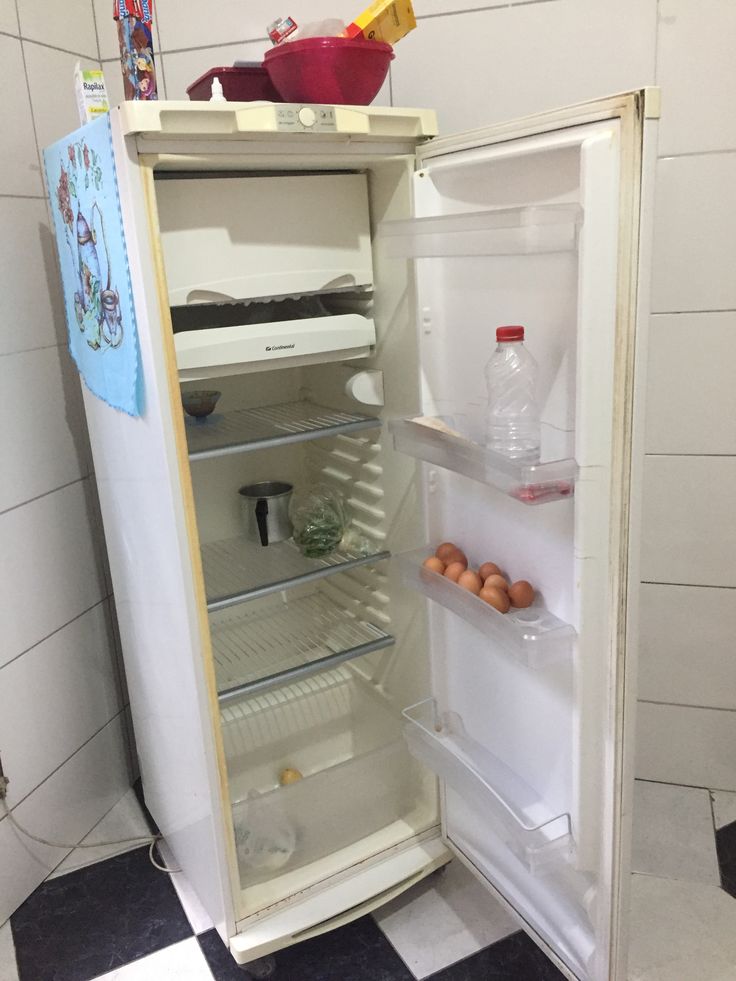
<box><xmin>496</xmin><ymin>325</ymin><xmax>525</xmax><ymax>342</ymax></box>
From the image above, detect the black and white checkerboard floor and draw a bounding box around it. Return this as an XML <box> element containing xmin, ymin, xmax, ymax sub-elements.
<box><xmin>3</xmin><ymin>781</ymin><xmax>736</xmax><ymax>981</ymax></box>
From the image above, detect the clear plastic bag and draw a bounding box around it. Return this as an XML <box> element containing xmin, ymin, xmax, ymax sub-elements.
<box><xmin>290</xmin><ymin>485</ymin><xmax>348</xmax><ymax>558</ymax></box>
<box><xmin>290</xmin><ymin>19</ymin><xmax>347</xmax><ymax>40</ymax></box>
<box><xmin>234</xmin><ymin>790</ymin><xmax>296</xmax><ymax>873</ymax></box>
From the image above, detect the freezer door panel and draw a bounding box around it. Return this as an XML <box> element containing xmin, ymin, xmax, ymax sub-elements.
<box><xmin>393</xmin><ymin>97</ymin><xmax>647</xmax><ymax>981</ymax></box>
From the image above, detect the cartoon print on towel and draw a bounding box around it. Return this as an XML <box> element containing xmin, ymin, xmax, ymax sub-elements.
<box><xmin>44</xmin><ymin>114</ymin><xmax>143</xmax><ymax>416</ymax></box>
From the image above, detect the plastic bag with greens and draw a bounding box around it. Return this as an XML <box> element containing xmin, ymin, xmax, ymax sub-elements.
<box><xmin>290</xmin><ymin>485</ymin><xmax>347</xmax><ymax>558</ymax></box>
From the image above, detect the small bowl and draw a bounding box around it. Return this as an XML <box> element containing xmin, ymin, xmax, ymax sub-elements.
<box><xmin>182</xmin><ymin>390</ymin><xmax>221</xmax><ymax>419</ymax></box>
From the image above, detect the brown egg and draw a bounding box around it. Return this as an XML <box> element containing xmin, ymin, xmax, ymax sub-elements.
<box><xmin>443</xmin><ymin>561</ymin><xmax>466</xmax><ymax>583</ymax></box>
<box><xmin>479</xmin><ymin>586</ymin><xmax>511</xmax><ymax>613</ymax></box>
<box><xmin>435</xmin><ymin>542</ymin><xmax>460</xmax><ymax>562</ymax></box>
<box><xmin>279</xmin><ymin>767</ymin><xmax>303</xmax><ymax>785</ymax></box>
<box><xmin>508</xmin><ymin>580</ymin><xmax>535</xmax><ymax>609</ymax></box>
<box><xmin>423</xmin><ymin>556</ymin><xmax>445</xmax><ymax>575</ymax></box>
<box><xmin>479</xmin><ymin>562</ymin><xmax>502</xmax><ymax>581</ymax></box>
<box><xmin>484</xmin><ymin>573</ymin><xmax>509</xmax><ymax>592</ymax></box>
<box><xmin>457</xmin><ymin>569</ymin><xmax>483</xmax><ymax>595</ymax></box>
<box><xmin>447</xmin><ymin>549</ymin><xmax>468</xmax><ymax>569</ymax></box>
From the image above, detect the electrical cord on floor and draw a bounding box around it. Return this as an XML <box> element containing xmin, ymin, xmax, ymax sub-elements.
<box><xmin>0</xmin><ymin>794</ymin><xmax>181</xmax><ymax>874</ymax></box>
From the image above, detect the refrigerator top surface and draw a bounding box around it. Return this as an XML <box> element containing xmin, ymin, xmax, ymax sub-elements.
<box><xmin>114</xmin><ymin>100</ymin><xmax>438</xmax><ymax>143</ymax></box>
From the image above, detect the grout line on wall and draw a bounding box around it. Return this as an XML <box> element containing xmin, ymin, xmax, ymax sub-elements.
<box><xmin>639</xmin><ymin>699</ymin><xmax>736</xmax><ymax>714</ymax></box>
<box><xmin>17</xmin><ymin>35</ymin><xmax>99</xmax><ymax>62</ymax></box>
<box><xmin>640</xmin><ymin>581</ymin><xmax>736</xmax><ymax>591</ymax></box>
<box><xmin>156</xmin><ymin>36</ymin><xmax>268</xmax><ymax>57</ymax></box>
<box><xmin>0</xmin><ymin>709</ymin><xmax>128</xmax><ymax>821</ymax></box>
<box><xmin>0</xmin><ymin>475</ymin><xmax>88</xmax><ymax>519</ymax></box>
<box><xmin>635</xmin><ymin>776</ymin><xmax>736</xmax><ymax>795</ymax></box>
<box><xmin>0</xmin><ymin>341</ymin><xmax>67</xmax><ymax>360</ymax></box>
<box><xmin>651</xmin><ymin>308</ymin><xmax>736</xmax><ymax>316</ymax></box>
<box><xmin>659</xmin><ymin>148</ymin><xmax>736</xmax><ymax>161</ymax></box>
<box><xmin>90</xmin><ymin>0</ymin><xmax>102</xmax><ymax>63</ymax></box>
<box><xmin>0</xmin><ymin>599</ymin><xmax>107</xmax><ymax>675</ymax></box>
<box><xmin>0</xmin><ymin>28</ymin><xmax>20</xmax><ymax>41</ymax></box>
<box><xmin>417</xmin><ymin>0</ymin><xmax>559</xmax><ymax>20</ymax></box>
<box><xmin>0</xmin><ymin>193</ymin><xmax>47</xmax><ymax>200</ymax></box>
<box><xmin>644</xmin><ymin>452</ymin><xmax>736</xmax><ymax>458</ymax></box>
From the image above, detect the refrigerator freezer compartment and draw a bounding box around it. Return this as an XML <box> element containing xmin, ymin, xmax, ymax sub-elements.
<box><xmin>403</xmin><ymin>698</ymin><xmax>573</xmax><ymax>874</ymax></box>
<box><xmin>186</xmin><ymin>399</ymin><xmax>381</xmax><ymax>461</ymax></box>
<box><xmin>379</xmin><ymin>204</ymin><xmax>582</xmax><ymax>259</ymax></box>
<box><xmin>221</xmin><ymin>666</ymin><xmax>424</xmax><ymax>890</ymax></box>
<box><xmin>202</xmin><ymin>536</ymin><xmax>391</xmax><ymax>612</ymax></box>
<box><xmin>211</xmin><ymin>591</ymin><xmax>394</xmax><ymax>703</ymax></box>
<box><xmin>390</xmin><ymin>417</ymin><xmax>576</xmax><ymax>504</ymax></box>
<box><xmin>397</xmin><ymin>548</ymin><xmax>575</xmax><ymax>667</ymax></box>
<box><xmin>174</xmin><ymin>314</ymin><xmax>376</xmax><ymax>381</ymax></box>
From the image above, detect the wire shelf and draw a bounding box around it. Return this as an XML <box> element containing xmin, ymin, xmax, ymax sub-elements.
<box><xmin>202</xmin><ymin>537</ymin><xmax>390</xmax><ymax>612</ymax></box>
<box><xmin>186</xmin><ymin>400</ymin><xmax>381</xmax><ymax>461</ymax></box>
<box><xmin>211</xmin><ymin>592</ymin><xmax>394</xmax><ymax>703</ymax></box>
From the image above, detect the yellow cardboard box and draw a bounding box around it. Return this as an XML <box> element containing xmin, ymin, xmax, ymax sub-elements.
<box><xmin>345</xmin><ymin>0</ymin><xmax>417</xmax><ymax>45</ymax></box>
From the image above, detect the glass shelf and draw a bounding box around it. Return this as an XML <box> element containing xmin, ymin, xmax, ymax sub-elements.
<box><xmin>186</xmin><ymin>400</ymin><xmax>381</xmax><ymax>461</ymax></box>
<box><xmin>211</xmin><ymin>590</ymin><xmax>394</xmax><ymax>704</ymax></box>
<box><xmin>379</xmin><ymin>204</ymin><xmax>583</xmax><ymax>259</ymax></box>
<box><xmin>202</xmin><ymin>537</ymin><xmax>390</xmax><ymax>612</ymax></box>
<box><xmin>403</xmin><ymin>698</ymin><xmax>573</xmax><ymax>874</ymax></box>
<box><xmin>390</xmin><ymin>417</ymin><xmax>576</xmax><ymax>505</ymax></box>
<box><xmin>397</xmin><ymin>548</ymin><xmax>575</xmax><ymax>668</ymax></box>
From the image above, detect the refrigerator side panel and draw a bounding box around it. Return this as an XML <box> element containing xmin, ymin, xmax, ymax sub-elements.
<box><xmin>80</xmin><ymin>111</ymin><xmax>236</xmax><ymax>937</ymax></box>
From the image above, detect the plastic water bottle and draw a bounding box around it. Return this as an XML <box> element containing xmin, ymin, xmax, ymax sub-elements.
<box><xmin>484</xmin><ymin>325</ymin><xmax>540</xmax><ymax>461</ymax></box>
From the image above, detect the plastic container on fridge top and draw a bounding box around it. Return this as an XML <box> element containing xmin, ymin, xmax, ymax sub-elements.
<box><xmin>264</xmin><ymin>37</ymin><xmax>394</xmax><ymax>106</ymax></box>
<box><xmin>187</xmin><ymin>65</ymin><xmax>282</xmax><ymax>102</ymax></box>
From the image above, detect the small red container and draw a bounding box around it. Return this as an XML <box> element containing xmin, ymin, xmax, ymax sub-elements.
<box><xmin>187</xmin><ymin>66</ymin><xmax>282</xmax><ymax>102</ymax></box>
<box><xmin>264</xmin><ymin>36</ymin><xmax>394</xmax><ymax>106</ymax></box>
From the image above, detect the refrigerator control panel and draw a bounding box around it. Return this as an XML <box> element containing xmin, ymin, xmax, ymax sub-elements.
<box><xmin>276</xmin><ymin>105</ymin><xmax>337</xmax><ymax>132</ymax></box>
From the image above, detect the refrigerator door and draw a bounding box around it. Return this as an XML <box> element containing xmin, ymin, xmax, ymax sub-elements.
<box><xmin>388</xmin><ymin>91</ymin><xmax>656</xmax><ymax>981</ymax></box>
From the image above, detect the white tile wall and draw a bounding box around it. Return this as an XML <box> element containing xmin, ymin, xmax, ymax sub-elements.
<box><xmin>0</xmin><ymin>603</ymin><xmax>124</xmax><ymax>805</ymax></box>
<box><xmin>645</xmin><ymin>312</ymin><xmax>736</xmax><ymax>455</ymax></box>
<box><xmin>391</xmin><ymin>0</ymin><xmax>656</xmax><ymax>133</ymax></box>
<box><xmin>0</xmin><ymin>199</ymin><xmax>66</xmax><ymax>356</ymax></box>
<box><xmin>656</xmin><ymin>0</ymin><xmax>736</xmax><ymax>156</ymax></box>
<box><xmin>641</xmin><ymin>457</ymin><xmax>736</xmax><ymax>588</ymax></box>
<box><xmin>0</xmin><ymin>348</ymin><xmax>88</xmax><ymax>514</ymax></box>
<box><xmin>161</xmin><ymin>41</ymin><xmax>266</xmax><ymax>100</ymax></box>
<box><xmin>638</xmin><ymin>584</ymin><xmax>736</xmax><ymax>711</ymax></box>
<box><xmin>102</xmin><ymin>60</ymin><xmax>126</xmax><ymax>109</ymax></box>
<box><xmin>636</xmin><ymin>702</ymin><xmax>736</xmax><ymax>791</ymax></box>
<box><xmin>0</xmin><ymin>0</ymin><xmax>18</xmax><ymax>35</ymax></box>
<box><xmin>24</xmin><ymin>43</ymin><xmax>93</xmax><ymax>151</ymax></box>
<box><xmin>16</xmin><ymin>0</ymin><xmax>98</xmax><ymax>59</ymax></box>
<box><xmin>94</xmin><ymin>0</ymin><xmax>120</xmax><ymax>61</ymax></box>
<box><xmin>0</xmin><ymin>37</ymin><xmax>44</xmax><ymax>196</ymax></box>
<box><xmin>0</xmin><ymin>481</ymin><xmax>106</xmax><ymax>669</ymax></box>
<box><xmin>650</xmin><ymin>153</ymin><xmax>736</xmax><ymax>314</ymax></box>
<box><xmin>0</xmin><ymin>713</ymin><xmax>130</xmax><ymax>924</ymax></box>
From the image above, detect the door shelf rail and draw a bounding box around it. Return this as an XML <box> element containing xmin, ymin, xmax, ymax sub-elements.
<box><xmin>403</xmin><ymin>698</ymin><xmax>573</xmax><ymax>874</ymax></box>
<box><xmin>202</xmin><ymin>537</ymin><xmax>391</xmax><ymax>612</ymax></box>
<box><xmin>390</xmin><ymin>417</ymin><xmax>577</xmax><ymax>504</ymax></box>
<box><xmin>397</xmin><ymin>548</ymin><xmax>575</xmax><ymax>668</ymax></box>
<box><xmin>186</xmin><ymin>400</ymin><xmax>381</xmax><ymax>461</ymax></box>
<box><xmin>212</xmin><ymin>591</ymin><xmax>394</xmax><ymax>704</ymax></box>
<box><xmin>378</xmin><ymin>203</ymin><xmax>583</xmax><ymax>259</ymax></box>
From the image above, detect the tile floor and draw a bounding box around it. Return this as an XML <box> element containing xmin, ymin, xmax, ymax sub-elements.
<box><xmin>2</xmin><ymin>780</ymin><xmax>736</xmax><ymax>980</ymax></box>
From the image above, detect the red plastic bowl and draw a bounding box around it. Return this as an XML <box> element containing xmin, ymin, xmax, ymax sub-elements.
<box><xmin>264</xmin><ymin>36</ymin><xmax>394</xmax><ymax>106</ymax></box>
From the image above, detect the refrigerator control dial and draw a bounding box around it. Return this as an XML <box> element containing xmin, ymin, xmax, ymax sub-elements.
<box><xmin>298</xmin><ymin>107</ymin><xmax>317</xmax><ymax>127</ymax></box>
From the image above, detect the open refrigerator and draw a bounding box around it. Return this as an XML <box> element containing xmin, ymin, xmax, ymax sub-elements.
<box><xmin>62</xmin><ymin>91</ymin><xmax>658</xmax><ymax>980</ymax></box>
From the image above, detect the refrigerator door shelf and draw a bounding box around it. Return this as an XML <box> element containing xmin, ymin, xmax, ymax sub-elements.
<box><xmin>185</xmin><ymin>399</ymin><xmax>381</xmax><ymax>462</ymax></box>
<box><xmin>390</xmin><ymin>418</ymin><xmax>577</xmax><ymax>504</ymax></box>
<box><xmin>397</xmin><ymin>548</ymin><xmax>575</xmax><ymax>668</ymax></box>
<box><xmin>379</xmin><ymin>203</ymin><xmax>583</xmax><ymax>259</ymax></box>
<box><xmin>175</xmin><ymin>314</ymin><xmax>376</xmax><ymax>381</ymax></box>
<box><xmin>403</xmin><ymin>699</ymin><xmax>573</xmax><ymax>875</ymax></box>
<box><xmin>211</xmin><ymin>590</ymin><xmax>394</xmax><ymax>704</ymax></box>
<box><xmin>202</xmin><ymin>536</ymin><xmax>391</xmax><ymax>613</ymax></box>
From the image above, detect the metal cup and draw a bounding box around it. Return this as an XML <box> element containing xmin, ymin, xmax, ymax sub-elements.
<box><xmin>239</xmin><ymin>481</ymin><xmax>293</xmax><ymax>547</ymax></box>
